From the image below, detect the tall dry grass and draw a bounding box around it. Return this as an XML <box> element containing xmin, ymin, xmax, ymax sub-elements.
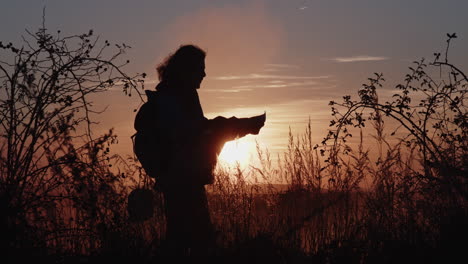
<box><xmin>2</xmin><ymin>103</ymin><xmax>464</xmax><ymax>263</ymax></box>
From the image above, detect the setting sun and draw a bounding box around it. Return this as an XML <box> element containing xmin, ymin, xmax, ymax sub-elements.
<box><xmin>217</xmin><ymin>137</ymin><xmax>256</xmax><ymax>168</ymax></box>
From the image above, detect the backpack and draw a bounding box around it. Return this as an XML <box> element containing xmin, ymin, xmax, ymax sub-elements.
<box><xmin>132</xmin><ymin>90</ymin><xmax>168</xmax><ymax>179</ymax></box>
<box><xmin>132</xmin><ymin>89</ymin><xmax>214</xmax><ymax>187</ymax></box>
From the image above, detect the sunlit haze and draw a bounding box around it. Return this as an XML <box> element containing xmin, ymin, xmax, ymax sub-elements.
<box><xmin>217</xmin><ymin>136</ymin><xmax>257</xmax><ymax>168</ymax></box>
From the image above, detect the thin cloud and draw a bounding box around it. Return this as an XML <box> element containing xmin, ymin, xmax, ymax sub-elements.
<box><xmin>213</xmin><ymin>73</ymin><xmax>331</xmax><ymax>80</ymax></box>
<box><xmin>295</xmin><ymin>84</ymin><xmax>337</xmax><ymax>90</ymax></box>
<box><xmin>263</xmin><ymin>63</ymin><xmax>300</xmax><ymax>72</ymax></box>
<box><xmin>265</xmin><ymin>63</ymin><xmax>300</xmax><ymax>69</ymax></box>
<box><xmin>330</xmin><ymin>56</ymin><xmax>389</xmax><ymax>63</ymax></box>
<box><xmin>203</xmin><ymin>88</ymin><xmax>253</xmax><ymax>93</ymax></box>
<box><xmin>232</xmin><ymin>81</ymin><xmax>319</xmax><ymax>89</ymax></box>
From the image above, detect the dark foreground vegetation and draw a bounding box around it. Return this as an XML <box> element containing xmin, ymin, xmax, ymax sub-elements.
<box><xmin>1</xmin><ymin>23</ymin><xmax>466</xmax><ymax>263</ymax></box>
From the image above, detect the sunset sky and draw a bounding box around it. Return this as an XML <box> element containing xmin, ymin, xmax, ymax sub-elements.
<box><xmin>2</xmin><ymin>0</ymin><xmax>467</xmax><ymax>167</ymax></box>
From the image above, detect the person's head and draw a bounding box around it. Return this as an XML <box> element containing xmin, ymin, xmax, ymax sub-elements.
<box><xmin>157</xmin><ymin>44</ymin><xmax>206</xmax><ymax>90</ymax></box>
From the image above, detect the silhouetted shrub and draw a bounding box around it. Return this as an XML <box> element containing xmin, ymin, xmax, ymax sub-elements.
<box><xmin>0</xmin><ymin>17</ymin><xmax>145</xmax><ymax>257</ymax></box>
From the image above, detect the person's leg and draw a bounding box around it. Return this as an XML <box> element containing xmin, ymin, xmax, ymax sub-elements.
<box><xmin>162</xmin><ymin>184</ymin><xmax>215</xmax><ymax>256</ymax></box>
<box><xmin>187</xmin><ymin>185</ymin><xmax>215</xmax><ymax>255</ymax></box>
<box><xmin>162</xmin><ymin>187</ymin><xmax>191</xmax><ymax>255</ymax></box>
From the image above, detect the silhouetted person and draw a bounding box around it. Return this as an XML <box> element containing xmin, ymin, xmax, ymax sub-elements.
<box><xmin>133</xmin><ymin>44</ymin><xmax>265</xmax><ymax>256</ymax></box>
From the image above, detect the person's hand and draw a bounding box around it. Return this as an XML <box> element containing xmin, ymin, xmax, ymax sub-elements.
<box><xmin>248</xmin><ymin>112</ymin><xmax>266</xmax><ymax>135</ymax></box>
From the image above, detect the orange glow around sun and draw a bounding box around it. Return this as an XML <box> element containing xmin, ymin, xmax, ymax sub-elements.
<box><xmin>217</xmin><ymin>137</ymin><xmax>256</xmax><ymax>168</ymax></box>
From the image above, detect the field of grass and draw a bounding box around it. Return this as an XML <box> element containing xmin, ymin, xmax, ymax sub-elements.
<box><xmin>3</xmin><ymin>120</ymin><xmax>465</xmax><ymax>263</ymax></box>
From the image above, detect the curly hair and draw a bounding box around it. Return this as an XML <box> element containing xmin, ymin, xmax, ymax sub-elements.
<box><xmin>157</xmin><ymin>44</ymin><xmax>206</xmax><ymax>82</ymax></box>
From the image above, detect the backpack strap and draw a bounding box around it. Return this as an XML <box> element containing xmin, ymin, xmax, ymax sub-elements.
<box><xmin>130</xmin><ymin>132</ymin><xmax>138</xmax><ymax>160</ymax></box>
